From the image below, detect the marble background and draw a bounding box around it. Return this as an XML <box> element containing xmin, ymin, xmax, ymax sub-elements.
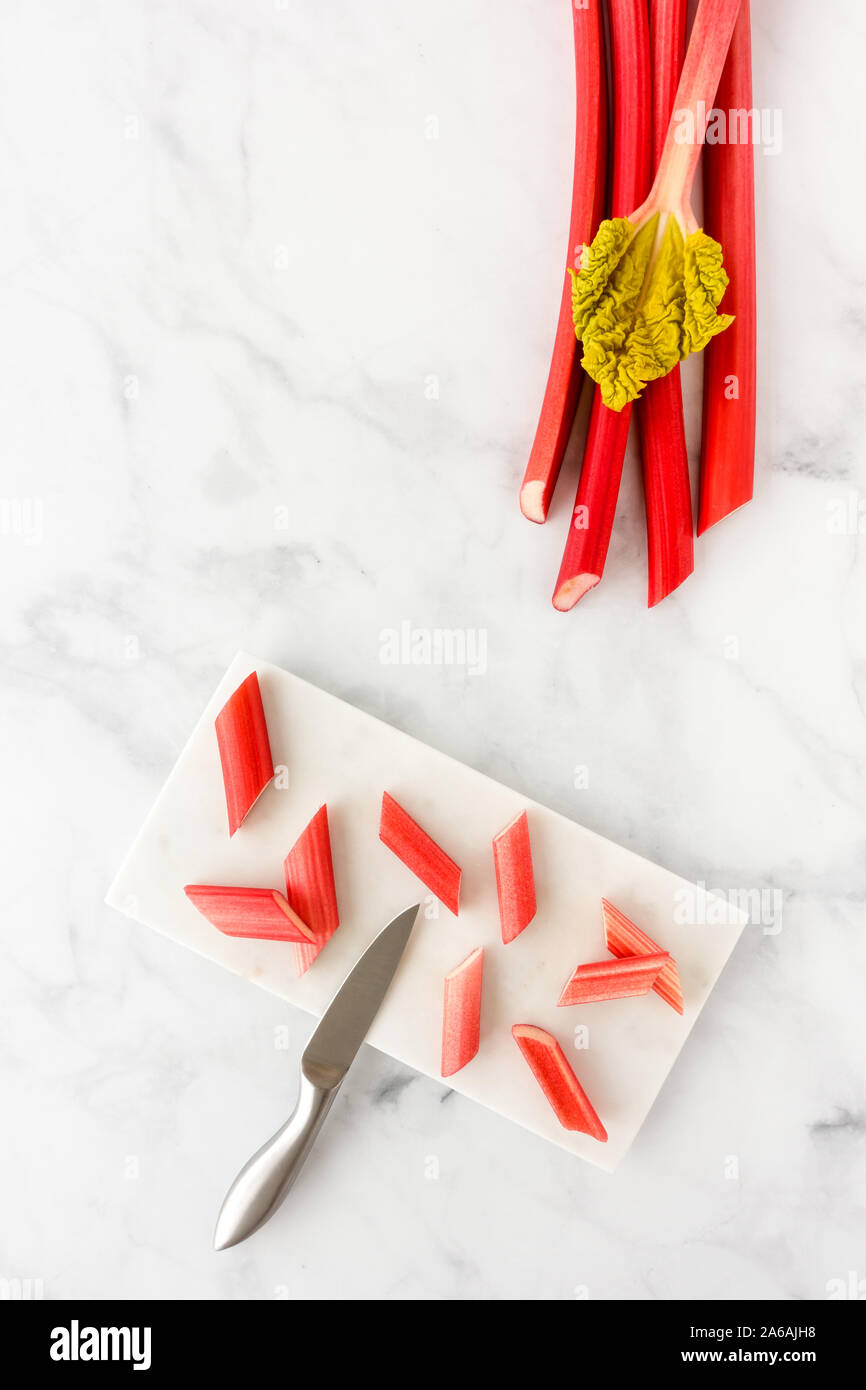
<box><xmin>1</xmin><ymin>0</ymin><xmax>864</xmax><ymax>1300</ymax></box>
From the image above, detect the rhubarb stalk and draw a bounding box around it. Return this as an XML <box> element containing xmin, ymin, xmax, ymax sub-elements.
<box><xmin>284</xmin><ymin>805</ymin><xmax>340</xmax><ymax>976</ymax></box>
<box><xmin>638</xmin><ymin>0</ymin><xmax>694</xmax><ymax>606</ymax></box>
<box><xmin>571</xmin><ymin>0</ymin><xmax>742</xmax><ymax>410</ymax></box>
<box><xmin>698</xmin><ymin>0</ymin><xmax>756</xmax><ymax>532</ymax></box>
<box><xmin>441</xmin><ymin>947</ymin><xmax>483</xmax><ymax>1078</ymax></box>
<box><xmin>557</xmin><ymin>951</ymin><xmax>672</xmax><ymax>1006</ymax></box>
<box><xmin>512</xmin><ymin>1024</ymin><xmax>607</xmax><ymax>1141</ymax></box>
<box><xmin>519</xmin><ymin>0</ymin><xmax>607</xmax><ymax>523</ymax></box>
<box><xmin>184</xmin><ymin>885</ymin><xmax>315</xmax><ymax>943</ymax></box>
<box><xmin>492</xmin><ymin>810</ymin><xmax>537</xmax><ymax>944</ymax></box>
<box><xmin>214</xmin><ymin>672</ymin><xmax>275</xmax><ymax>837</ymax></box>
<box><xmin>553</xmin><ymin>0</ymin><xmax>652</xmax><ymax>610</ymax></box>
<box><xmin>602</xmin><ymin>898</ymin><xmax>684</xmax><ymax>1013</ymax></box>
<box><xmin>379</xmin><ymin>792</ymin><xmax>462</xmax><ymax>915</ymax></box>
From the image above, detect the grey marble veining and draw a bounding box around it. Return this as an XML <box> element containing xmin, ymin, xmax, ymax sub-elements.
<box><xmin>1</xmin><ymin>0</ymin><xmax>864</xmax><ymax>1300</ymax></box>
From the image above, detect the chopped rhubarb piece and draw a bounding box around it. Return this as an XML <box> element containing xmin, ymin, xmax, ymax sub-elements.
<box><xmin>557</xmin><ymin>951</ymin><xmax>671</xmax><ymax>1006</ymax></box>
<box><xmin>520</xmin><ymin>0</ymin><xmax>607</xmax><ymax>523</ymax></box>
<box><xmin>441</xmin><ymin>947</ymin><xmax>484</xmax><ymax>1078</ymax></box>
<box><xmin>602</xmin><ymin>898</ymin><xmax>684</xmax><ymax>1014</ymax></box>
<box><xmin>284</xmin><ymin>804</ymin><xmax>340</xmax><ymax>976</ymax></box>
<box><xmin>184</xmin><ymin>885</ymin><xmax>315</xmax><ymax>943</ymax></box>
<box><xmin>379</xmin><ymin>791</ymin><xmax>461</xmax><ymax>915</ymax></box>
<box><xmin>214</xmin><ymin>672</ymin><xmax>275</xmax><ymax>836</ymax></box>
<box><xmin>512</xmin><ymin>1025</ymin><xmax>607</xmax><ymax>1141</ymax></box>
<box><xmin>492</xmin><ymin>811</ymin><xmax>537</xmax><ymax>944</ymax></box>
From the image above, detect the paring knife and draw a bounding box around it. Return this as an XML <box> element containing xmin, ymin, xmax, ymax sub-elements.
<box><xmin>213</xmin><ymin>902</ymin><xmax>420</xmax><ymax>1250</ymax></box>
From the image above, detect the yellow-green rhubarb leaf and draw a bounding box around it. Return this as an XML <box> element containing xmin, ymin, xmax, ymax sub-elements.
<box><xmin>682</xmin><ymin>231</ymin><xmax>734</xmax><ymax>355</ymax></box>
<box><xmin>570</xmin><ymin>214</ymin><xmax>733</xmax><ymax>411</ymax></box>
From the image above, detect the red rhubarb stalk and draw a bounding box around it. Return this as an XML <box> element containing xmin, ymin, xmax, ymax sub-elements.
<box><xmin>214</xmin><ymin>672</ymin><xmax>275</xmax><ymax>837</ymax></box>
<box><xmin>441</xmin><ymin>947</ymin><xmax>483</xmax><ymax>1078</ymax></box>
<box><xmin>492</xmin><ymin>810</ymin><xmax>537</xmax><ymax>944</ymax></box>
<box><xmin>284</xmin><ymin>804</ymin><xmax>340</xmax><ymax>976</ymax></box>
<box><xmin>520</xmin><ymin>0</ymin><xmax>607</xmax><ymax>523</ymax></box>
<box><xmin>552</xmin><ymin>0</ymin><xmax>652</xmax><ymax>610</ymax></box>
<box><xmin>572</xmin><ymin>0</ymin><xmax>742</xmax><ymax>413</ymax></box>
<box><xmin>184</xmin><ymin>885</ymin><xmax>315</xmax><ymax>943</ymax></box>
<box><xmin>637</xmin><ymin>0</ymin><xmax>694</xmax><ymax>606</ymax></box>
<box><xmin>379</xmin><ymin>791</ymin><xmax>462</xmax><ymax>915</ymax></box>
<box><xmin>557</xmin><ymin>952</ymin><xmax>671</xmax><ymax>1006</ymax></box>
<box><xmin>512</xmin><ymin>1025</ymin><xmax>607</xmax><ymax>1141</ymax></box>
<box><xmin>698</xmin><ymin>0</ymin><xmax>756</xmax><ymax>533</ymax></box>
<box><xmin>632</xmin><ymin>0</ymin><xmax>744</xmax><ymax>235</ymax></box>
<box><xmin>602</xmin><ymin>898</ymin><xmax>684</xmax><ymax>1014</ymax></box>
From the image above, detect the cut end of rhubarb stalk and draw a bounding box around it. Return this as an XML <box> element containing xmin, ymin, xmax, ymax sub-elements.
<box><xmin>214</xmin><ymin>672</ymin><xmax>275</xmax><ymax>837</ymax></box>
<box><xmin>284</xmin><ymin>804</ymin><xmax>340</xmax><ymax>976</ymax></box>
<box><xmin>602</xmin><ymin>897</ymin><xmax>684</xmax><ymax>1014</ymax></box>
<box><xmin>275</xmin><ymin>892</ymin><xmax>317</xmax><ymax>943</ymax></box>
<box><xmin>696</xmin><ymin>490</ymin><xmax>753</xmax><ymax>536</ymax></box>
<box><xmin>492</xmin><ymin>810</ymin><xmax>537</xmax><ymax>944</ymax></box>
<box><xmin>184</xmin><ymin>885</ymin><xmax>315</xmax><ymax>944</ymax></box>
<box><xmin>512</xmin><ymin>1024</ymin><xmax>607</xmax><ymax>1141</ymax></box>
<box><xmin>519</xmin><ymin>479</ymin><xmax>547</xmax><ymax>525</ymax></box>
<box><xmin>557</xmin><ymin>951</ymin><xmax>671</xmax><ymax>1006</ymax></box>
<box><xmin>379</xmin><ymin>791</ymin><xmax>462</xmax><ymax>916</ymax></box>
<box><xmin>441</xmin><ymin>946</ymin><xmax>484</xmax><ymax>1078</ymax></box>
<box><xmin>553</xmin><ymin>572</ymin><xmax>600</xmax><ymax>612</ymax></box>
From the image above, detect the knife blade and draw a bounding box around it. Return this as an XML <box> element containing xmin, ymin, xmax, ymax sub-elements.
<box><xmin>213</xmin><ymin>902</ymin><xmax>420</xmax><ymax>1250</ymax></box>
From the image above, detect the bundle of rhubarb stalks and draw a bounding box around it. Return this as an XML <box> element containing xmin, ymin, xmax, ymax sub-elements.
<box><xmin>521</xmin><ymin>0</ymin><xmax>756</xmax><ymax>609</ymax></box>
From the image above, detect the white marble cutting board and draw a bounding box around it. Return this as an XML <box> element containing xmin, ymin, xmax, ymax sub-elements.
<box><xmin>107</xmin><ymin>652</ymin><xmax>746</xmax><ymax>1172</ymax></box>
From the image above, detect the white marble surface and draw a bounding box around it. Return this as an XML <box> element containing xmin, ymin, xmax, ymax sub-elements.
<box><xmin>1</xmin><ymin>0</ymin><xmax>864</xmax><ymax>1301</ymax></box>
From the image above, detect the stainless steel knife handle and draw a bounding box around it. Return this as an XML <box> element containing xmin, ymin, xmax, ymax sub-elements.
<box><xmin>213</xmin><ymin>1072</ymin><xmax>338</xmax><ymax>1251</ymax></box>
<box><xmin>213</xmin><ymin>905</ymin><xmax>420</xmax><ymax>1251</ymax></box>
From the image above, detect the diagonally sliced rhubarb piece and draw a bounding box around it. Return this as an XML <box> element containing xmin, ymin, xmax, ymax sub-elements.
<box><xmin>379</xmin><ymin>791</ymin><xmax>461</xmax><ymax>915</ymax></box>
<box><xmin>557</xmin><ymin>952</ymin><xmax>671</xmax><ymax>1006</ymax></box>
<box><xmin>184</xmin><ymin>885</ymin><xmax>315</xmax><ymax>943</ymax></box>
<box><xmin>512</xmin><ymin>1025</ymin><xmax>607</xmax><ymax>1141</ymax></box>
<box><xmin>520</xmin><ymin>0</ymin><xmax>607</xmax><ymax>523</ymax></box>
<box><xmin>284</xmin><ymin>804</ymin><xmax>340</xmax><ymax>977</ymax></box>
<box><xmin>602</xmin><ymin>897</ymin><xmax>684</xmax><ymax>1014</ymax></box>
<box><xmin>492</xmin><ymin>810</ymin><xmax>537</xmax><ymax>944</ymax></box>
<box><xmin>214</xmin><ymin>672</ymin><xmax>275</xmax><ymax>837</ymax></box>
<box><xmin>441</xmin><ymin>947</ymin><xmax>484</xmax><ymax>1078</ymax></box>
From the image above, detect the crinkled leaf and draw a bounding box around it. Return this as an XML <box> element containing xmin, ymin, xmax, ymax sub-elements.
<box><xmin>570</xmin><ymin>214</ymin><xmax>733</xmax><ymax>411</ymax></box>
